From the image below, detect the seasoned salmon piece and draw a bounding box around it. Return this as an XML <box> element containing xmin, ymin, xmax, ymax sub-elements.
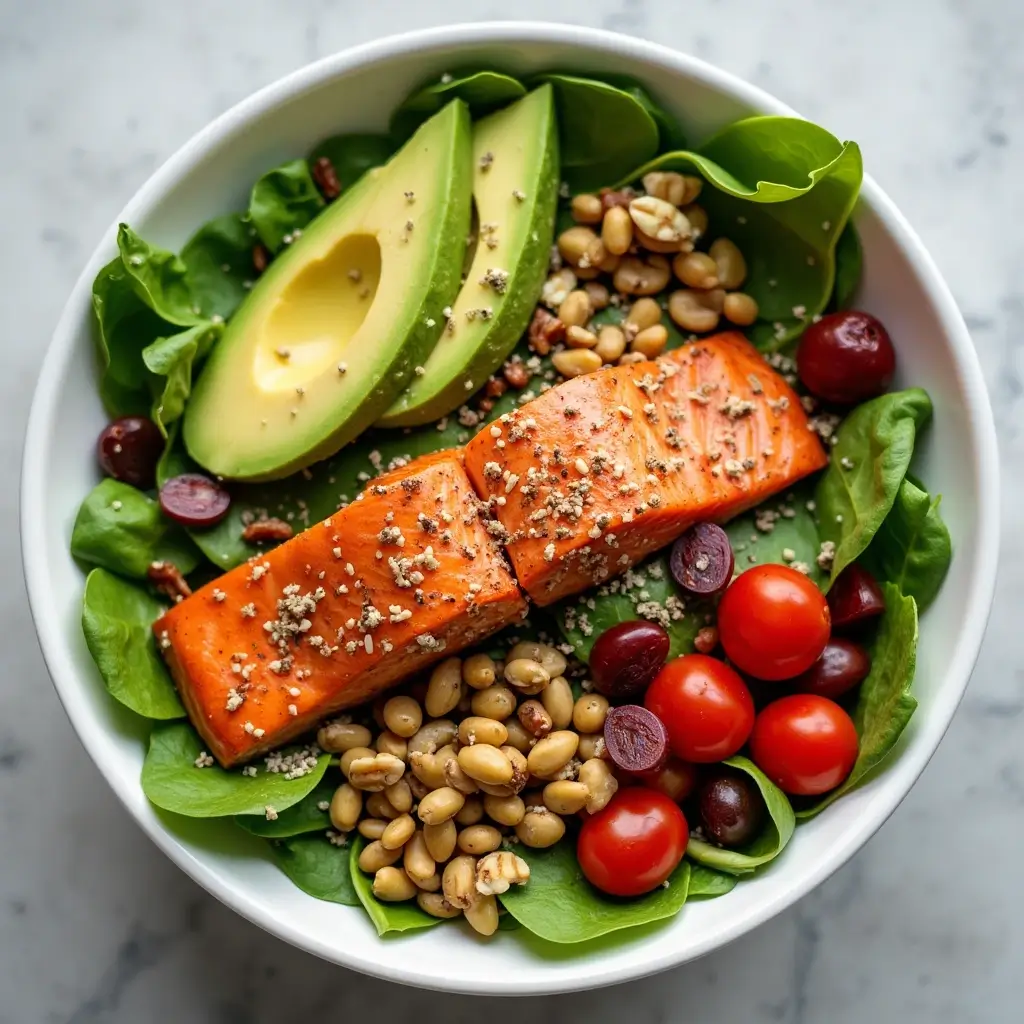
<box><xmin>464</xmin><ymin>332</ymin><xmax>828</xmax><ymax>605</ymax></box>
<box><xmin>155</xmin><ymin>451</ymin><xmax>526</xmax><ymax>767</ymax></box>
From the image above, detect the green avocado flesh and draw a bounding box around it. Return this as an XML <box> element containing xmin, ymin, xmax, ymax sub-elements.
<box><xmin>182</xmin><ymin>100</ymin><xmax>472</xmax><ymax>480</ymax></box>
<box><xmin>378</xmin><ymin>86</ymin><xmax>560</xmax><ymax>427</ymax></box>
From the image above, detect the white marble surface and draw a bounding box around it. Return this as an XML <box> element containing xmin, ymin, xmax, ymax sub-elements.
<box><xmin>2</xmin><ymin>0</ymin><xmax>1021</xmax><ymax>1019</ymax></box>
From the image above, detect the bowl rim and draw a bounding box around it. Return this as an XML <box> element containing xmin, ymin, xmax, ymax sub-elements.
<box><xmin>21</xmin><ymin>20</ymin><xmax>1000</xmax><ymax>995</ymax></box>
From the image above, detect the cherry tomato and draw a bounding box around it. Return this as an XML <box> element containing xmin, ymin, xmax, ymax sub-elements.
<box><xmin>749</xmin><ymin>694</ymin><xmax>859</xmax><ymax>795</ymax></box>
<box><xmin>577</xmin><ymin>787</ymin><xmax>688</xmax><ymax>897</ymax></box>
<box><xmin>717</xmin><ymin>564</ymin><xmax>831</xmax><ymax>681</ymax></box>
<box><xmin>644</xmin><ymin>654</ymin><xmax>754</xmax><ymax>763</ymax></box>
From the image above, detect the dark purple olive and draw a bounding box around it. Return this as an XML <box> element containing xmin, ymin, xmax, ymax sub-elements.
<box><xmin>698</xmin><ymin>769</ymin><xmax>766</xmax><ymax>847</ymax></box>
<box><xmin>603</xmin><ymin>705</ymin><xmax>669</xmax><ymax>774</ymax></box>
<box><xmin>797</xmin><ymin>310</ymin><xmax>896</xmax><ymax>404</ymax></box>
<box><xmin>828</xmin><ymin>564</ymin><xmax>886</xmax><ymax>629</ymax></box>
<box><xmin>793</xmin><ymin>638</ymin><xmax>871</xmax><ymax>700</ymax></box>
<box><xmin>96</xmin><ymin>416</ymin><xmax>163</xmax><ymax>489</ymax></box>
<box><xmin>589</xmin><ymin>620</ymin><xmax>670</xmax><ymax>700</ymax></box>
<box><xmin>670</xmin><ymin>523</ymin><xmax>734</xmax><ymax>595</ymax></box>
<box><xmin>159</xmin><ymin>473</ymin><xmax>231</xmax><ymax>527</ymax></box>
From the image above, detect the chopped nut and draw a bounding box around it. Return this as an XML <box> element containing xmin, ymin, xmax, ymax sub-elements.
<box><xmin>148</xmin><ymin>560</ymin><xmax>192</xmax><ymax>603</ymax></box>
<box><xmin>252</xmin><ymin>243</ymin><xmax>269</xmax><ymax>274</ymax></box>
<box><xmin>241</xmin><ymin>518</ymin><xmax>294</xmax><ymax>544</ymax></box>
<box><xmin>527</xmin><ymin>307</ymin><xmax>566</xmax><ymax>356</ymax></box>
<box><xmin>475</xmin><ymin>850</ymin><xmax>530</xmax><ymax>895</ymax></box>
<box><xmin>311</xmin><ymin>155</ymin><xmax>341</xmax><ymax>199</ymax></box>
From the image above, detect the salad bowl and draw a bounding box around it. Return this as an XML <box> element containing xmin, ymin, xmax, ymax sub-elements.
<box><xmin>21</xmin><ymin>22</ymin><xmax>998</xmax><ymax>994</ymax></box>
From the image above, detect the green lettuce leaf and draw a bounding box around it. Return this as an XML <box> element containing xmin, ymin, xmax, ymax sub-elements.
<box><xmin>686</xmin><ymin>862</ymin><xmax>738</xmax><ymax>899</ymax></box>
<box><xmin>831</xmin><ymin>221</ymin><xmax>863</xmax><ymax>310</ymax></box>
<box><xmin>235</xmin><ymin>776</ymin><xmax>334</xmax><ymax>838</ymax></box>
<box><xmin>180</xmin><ymin>213</ymin><xmax>255</xmax><ymax>320</ymax></box>
<box><xmin>390</xmin><ymin>70</ymin><xmax>525</xmax><ymax>141</ymax></box>
<box><xmin>269</xmin><ymin>834</ymin><xmax>359</xmax><ymax>906</ymax></box>
<box><xmin>142</xmin><ymin>321</ymin><xmax>223</xmax><ymax>434</ymax></box>
<box><xmin>308</xmin><ymin>134</ymin><xmax>392</xmax><ymax>195</ymax></box>
<box><xmin>248</xmin><ymin>159</ymin><xmax>325</xmax><ymax>253</ymax></box>
<box><xmin>349</xmin><ymin>836</ymin><xmax>442</xmax><ymax>935</ymax></box>
<box><xmin>117</xmin><ymin>224</ymin><xmax>205</xmax><ymax>327</ymax></box>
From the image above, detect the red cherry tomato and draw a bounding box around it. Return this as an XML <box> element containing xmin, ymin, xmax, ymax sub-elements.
<box><xmin>718</xmin><ymin>565</ymin><xmax>831</xmax><ymax>681</ymax></box>
<box><xmin>577</xmin><ymin>788</ymin><xmax>688</xmax><ymax>897</ymax></box>
<box><xmin>750</xmin><ymin>694</ymin><xmax>859</xmax><ymax>795</ymax></box>
<box><xmin>644</xmin><ymin>654</ymin><xmax>754</xmax><ymax>763</ymax></box>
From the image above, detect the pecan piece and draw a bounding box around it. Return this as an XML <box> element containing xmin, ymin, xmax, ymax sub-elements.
<box><xmin>600</xmin><ymin>187</ymin><xmax>634</xmax><ymax>210</ymax></box>
<box><xmin>241</xmin><ymin>518</ymin><xmax>294</xmax><ymax>544</ymax></box>
<box><xmin>148</xmin><ymin>560</ymin><xmax>192</xmax><ymax>603</ymax></box>
<box><xmin>311</xmin><ymin>155</ymin><xmax>342</xmax><ymax>200</ymax></box>
<box><xmin>502</xmin><ymin>361</ymin><xmax>530</xmax><ymax>389</ymax></box>
<box><xmin>252</xmin><ymin>243</ymin><xmax>270</xmax><ymax>274</ymax></box>
<box><xmin>527</xmin><ymin>307</ymin><xmax>565</xmax><ymax>356</ymax></box>
<box><xmin>484</xmin><ymin>376</ymin><xmax>508</xmax><ymax>399</ymax></box>
<box><xmin>693</xmin><ymin>625</ymin><xmax>720</xmax><ymax>654</ymax></box>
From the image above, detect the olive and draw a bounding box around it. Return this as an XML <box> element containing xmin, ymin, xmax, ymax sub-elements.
<box><xmin>159</xmin><ymin>473</ymin><xmax>231</xmax><ymax>527</ymax></box>
<box><xmin>828</xmin><ymin>564</ymin><xmax>886</xmax><ymax>629</ymax></box>
<box><xmin>589</xmin><ymin>620</ymin><xmax>670</xmax><ymax>700</ymax></box>
<box><xmin>670</xmin><ymin>522</ymin><xmax>734</xmax><ymax>595</ymax></box>
<box><xmin>797</xmin><ymin>310</ymin><xmax>896</xmax><ymax>404</ymax></box>
<box><xmin>793</xmin><ymin>638</ymin><xmax>870</xmax><ymax>700</ymax></box>
<box><xmin>96</xmin><ymin>416</ymin><xmax>163</xmax><ymax>489</ymax></box>
<box><xmin>698</xmin><ymin>769</ymin><xmax>766</xmax><ymax>847</ymax></box>
<box><xmin>603</xmin><ymin>705</ymin><xmax>669</xmax><ymax>774</ymax></box>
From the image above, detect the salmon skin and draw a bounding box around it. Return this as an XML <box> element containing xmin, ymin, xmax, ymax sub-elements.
<box><xmin>155</xmin><ymin>451</ymin><xmax>526</xmax><ymax>767</ymax></box>
<box><xmin>464</xmin><ymin>332</ymin><xmax>828</xmax><ymax>605</ymax></box>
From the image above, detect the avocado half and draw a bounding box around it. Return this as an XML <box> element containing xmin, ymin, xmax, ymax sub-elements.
<box><xmin>182</xmin><ymin>100</ymin><xmax>473</xmax><ymax>481</ymax></box>
<box><xmin>378</xmin><ymin>85</ymin><xmax>560</xmax><ymax>427</ymax></box>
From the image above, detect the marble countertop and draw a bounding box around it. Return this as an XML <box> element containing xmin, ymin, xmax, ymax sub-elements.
<box><xmin>2</xmin><ymin>0</ymin><xmax>1020</xmax><ymax>1020</ymax></box>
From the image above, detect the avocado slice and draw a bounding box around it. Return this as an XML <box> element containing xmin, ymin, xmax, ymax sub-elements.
<box><xmin>379</xmin><ymin>86</ymin><xmax>559</xmax><ymax>427</ymax></box>
<box><xmin>182</xmin><ymin>101</ymin><xmax>472</xmax><ymax>480</ymax></box>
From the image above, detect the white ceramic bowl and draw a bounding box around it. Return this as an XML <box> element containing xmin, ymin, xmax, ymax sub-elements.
<box><xmin>22</xmin><ymin>22</ymin><xmax>999</xmax><ymax>995</ymax></box>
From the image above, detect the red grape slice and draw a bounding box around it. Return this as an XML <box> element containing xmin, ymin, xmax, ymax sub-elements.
<box><xmin>159</xmin><ymin>473</ymin><xmax>231</xmax><ymax>527</ymax></box>
<box><xmin>670</xmin><ymin>522</ymin><xmax>734</xmax><ymax>595</ymax></box>
<box><xmin>96</xmin><ymin>416</ymin><xmax>163</xmax><ymax>490</ymax></box>
<box><xmin>797</xmin><ymin>310</ymin><xmax>896</xmax><ymax>404</ymax></box>
<box><xmin>793</xmin><ymin>638</ymin><xmax>870</xmax><ymax>700</ymax></box>
<box><xmin>828</xmin><ymin>564</ymin><xmax>885</xmax><ymax>629</ymax></box>
<box><xmin>589</xmin><ymin>621</ymin><xmax>670</xmax><ymax>700</ymax></box>
<box><xmin>698</xmin><ymin>769</ymin><xmax>766</xmax><ymax>847</ymax></box>
<box><xmin>603</xmin><ymin>705</ymin><xmax>669</xmax><ymax>774</ymax></box>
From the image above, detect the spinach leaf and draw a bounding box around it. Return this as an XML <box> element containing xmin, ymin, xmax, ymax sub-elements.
<box><xmin>308</xmin><ymin>133</ymin><xmax>392</xmax><ymax>195</ymax></box>
<box><xmin>71</xmin><ymin>478</ymin><xmax>200</xmax><ymax>578</ymax></box>
<box><xmin>117</xmin><ymin>225</ymin><xmax>205</xmax><ymax>327</ymax></box>
<box><xmin>816</xmin><ymin>388</ymin><xmax>933</xmax><ymax>585</ymax></box>
<box><xmin>269</xmin><ymin>833</ymin><xmax>359</xmax><ymax>906</ymax></box>
<box><xmin>390</xmin><ymin>70</ymin><xmax>525</xmax><ymax>141</ymax></box>
<box><xmin>617</xmin><ymin>117</ymin><xmax>863</xmax><ymax>349</ymax></box>
<box><xmin>862</xmin><ymin>477</ymin><xmax>951</xmax><ymax>612</ymax></box>
<box><xmin>686</xmin><ymin>756</ymin><xmax>795</xmax><ymax>875</ymax></box>
<box><xmin>236</xmin><ymin>776</ymin><xmax>334</xmax><ymax>838</ymax></box>
<box><xmin>536</xmin><ymin>73</ymin><xmax>660</xmax><ymax>192</ymax></box>
<box><xmin>142</xmin><ymin>321</ymin><xmax>223</xmax><ymax>434</ymax></box>
<box><xmin>686</xmin><ymin>862</ymin><xmax>738</xmax><ymax>899</ymax></box>
<box><xmin>248</xmin><ymin>159</ymin><xmax>325</xmax><ymax>253</ymax></box>
<box><xmin>594</xmin><ymin>74</ymin><xmax>687</xmax><ymax>150</ymax></box>
<box><xmin>499</xmin><ymin>840</ymin><xmax>690</xmax><ymax>943</ymax></box>
<box><xmin>349</xmin><ymin>837</ymin><xmax>441</xmax><ymax>936</ymax></box>
<box><xmin>180</xmin><ymin>213</ymin><xmax>255</xmax><ymax>321</ymax></box>
<box><xmin>830</xmin><ymin>220</ymin><xmax>863</xmax><ymax>310</ymax></box>
<box><xmin>797</xmin><ymin>585</ymin><xmax>918</xmax><ymax>818</ymax></box>
<box><xmin>141</xmin><ymin>722</ymin><xmax>329</xmax><ymax>818</ymax></box>
<box><xmin>81</xmin><ymin>568</ymin><xmax>184</xmax><ymax>720</ymax></box>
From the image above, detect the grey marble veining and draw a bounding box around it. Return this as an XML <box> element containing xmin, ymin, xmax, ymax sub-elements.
<box><xmin>1</xmin><ymin>0</ymin><xmax>1021</xmax><ymax>1021</ymax></box>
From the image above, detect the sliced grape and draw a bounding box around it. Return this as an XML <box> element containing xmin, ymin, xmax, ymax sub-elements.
<box><xmin>698</xmin><ymin>769</ymin><xmax>766</xmax><ymax>847</ymax></box>
<box><xmin>96</xmin><ymin>416</ymin><xmax>163</xmax><ymax>489</ymax></box>
<box><xmin>797</xmin><ymin>310</ymin><xmax>896</xmax><ymax>404</ymax></box>
<box><xmin>793</xmin><ymin>638</ymin><xmax>870</xmax><ymax>700</ymax></box>
<box><xmin>159</xmin><ymin>473</ymin><xmax>231</xmax><ymax>527</ymax></box>
<box><xmin>603</xmin><ymin>705</ymin><xmax>669</xmax><ymax>774</ymax></box>
<box><xmin>589</xmin><ymin>620</ymin><xmax>670</xmax><ymax>700</ymax></box>
<box><xmin>828</xmin><ymin>563</ymin><xmax>885</xmax><ymax>629</ymax></box>
<box><xmin>670</xmin><ymin>523</ymin><xmax>734</xmax><ymax>595</ymax></box>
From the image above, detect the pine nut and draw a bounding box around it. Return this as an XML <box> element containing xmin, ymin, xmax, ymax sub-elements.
<box><xmin>417</xmin><ymin>891</ymin><xmax>462</xmax><ymax>918</ymax></box>
<box><xmin>358</xmin><ymin>839</ymin><xmax>402</xmax><ymax>873</ymax></box>
<box><xmin>543</xmin><ymin>779</ymin><xmax>589</xmax><ymax>815</ymax></box>
<box><xmin>526</xmin><ymin>731</ymin><xmax>579</xmax><ymax>777</ymax></box>
<box><xmin>602</xmin><ymin>205</ymin><xmax>633</xmax><ymax>255</ymax></box>
<box><xmin>518</xmin><ymin>699</ymin><xmax>552</xmax><ymax>738</ymax></box>
<box><xmin>631</xmin><ymin>324</ymin><xmax>669</xmax><ymax>358</ymax></box>
<box><xmin>710</xmin><ymin>238</ymin><xmax>748</xmax><ymax>290</ymax></box>
<box><xmin>504</xmin><ymin>658</ymin><xmax>550</xmax><ymax>692</ymax></box>
<box><xmin>408</xmin><ymin>719</ymin><xmax>457</xmax><ymax>756</ymax></box>
<box><xmin>462</xmin><ymin>653</ymin><xmax>497</xmax><ymax>690</ymax></box>
<box><xmin>417</xmin><ymin>786</ymin><xmax>465</xmax><ymax>825</ymax></box>
<box><xmin>375</xmin><ymin>730</ymin><xmax>408</xmax><ymax>761</ymax></box>
<box><xmin>522</xmin><ymin>790</ymin><xmax>547</xmax><ymax>811</ymax></box>
<box><xmin>642</xmin><ymin>170</ymin><xmax>688</xmax><ymax>206</ymax></box>
<box><xmin>424</xmin><ymin>658</ymin><xmax>462</xmax><ymax>718</ymax></box>
<box><xmin>579</xmin><ymin>758</ymin><xmax>619</xmax><ymax>813</ymax></box>
<box><xmin>565</xmin><ymin>325</ymin><xmax>598</xmax><ymax>349</ymax></box>
<box><xmin>458</xmin><ymin>716</ymin><xmax>508</xmax><ymax>748</ymax></box>
<box><xmin>508</xmin><ymin>642</ymin><xmax>568</xmax><ymax>678</ymax></box>
<box><xmin>340</xmin><ymin>745</ymin><xmax>376</xmax><ymax>776</ymax></box>
<box><xmin>614</xmin><ymin>255</ymin><xmax>671</xmax><ymax>296</ymax></box>
<box><xmin>475</xmin><ymin>850</ymin><xmax>530</xmax><ymax>895</ymax></box>
<box><xmin>372</xmin><ymin>865</ymin><xmax>417</xmax><ymax>902</ymax></box>
<box><xmin>483</xmin><ymin>793</ymin><xmax>525</xmax><ymax>826</ymax></box>
<box><xmin>409</xmin><ymin>744</ymin><xmax>456</xmax><ymax>790</ymax></box>
<box><xmin>442</xmin><ymin>755</ymin><xmax>480</xmax><ymax>795</ymax></box>
<box><xmin>329</xmin><ymin>783</ymin><xmax>362</xmax><ymax>832</ymax></box>
<box><xmin>558</xmin><ymin>289</ymin><xmax>592</xmax><ymax>328</ymax></box>
<box><xmin>501</xmin><ymin>745</ymin><xmax>530</xmax><ymax>794</ymax></box>
<box><xmin>403</xmin><ymin>830</ymin><xmax>436</xmax><ymax>884</ymax></box>
<box><xmin>577</xmin><ymin>732</ymin><xmax>607</xmax><ymax>761</ymax></box>
<box><xmin>382</xmin><ymin>695</ymin><xmax>422</xmax><ymax>739</ymax></box>
<box><xmin>464</xmin><ymin>892</ymin><xmax>499</xmax><ymax>936</ymax></box>
<box><xmin>584</xmin><ymin>281</ymin><xmax>610</xmax><ymax>310</ymax></box>
<box><xmin>572</xmin><ymin>694</ymin><xmax>609</xmax><ymax>734</ymax></box>
<box><xmin>723</xmin><ymin>292</ymin><xmax>759</xmax><ymax>326</ymax></box>
<box><xmin>348</xmin><ymin>752</ymin><xmax>405</xmax><ymax>791</ymax></box>
<box><xmin>408</xmin><ymin>775</ymin><xmax>430</xmax><ymax>800</ymax></box>
<box><xmin>366</xmin><ymin>791</ymin><xmax>401</xmax><ymax>820</ymax></box>
<box><xmin>585</xmin><ymin>236</ymin><xmax>620</xmax><ymax>273</ymax></box>
<box><xmin>683</xmin><ymin>203</ymin><xmax>708</xmax><ymax>238</ymax></box>
<box><xmin>458</xmin><ymin>744</ymin><xmax>514</xmax><ymax>786</ymax></box>
<box><xmin>673</xmin><ymin>251</ymin><xmax>720</xmax><ymax>289</ymax></box>
<box><xmin>541</xmin><ymin>676</ymin><xmax>574</xmax><ymax>729</ymax></box>
<box><xmin>317</xmin><ymin>721</ymin><xmax>372</xmax><ymax>753</ymax></box>
<box><xmin>624</xmin><ymin>296</ymin><xmax>663</xmax><ymax>332</ymax></box>
<box><xmin>571</xmin><ymin>193</ymin><xmax>604</xmax><ymax>224</ymax></box>
<box><xmin>558</xmin><ymin>225</ymin><xmax>599</xmax><ymax>266</ymax></box>
<box><xmin>595</xmin><ymin>325</ymin><xmax>626</xmax><ymax>363</ymax></box>
<box><xmin>423</xmin><ymin>818</ymin><xmax>458</xmax><ymax>862</ymax></box>
<box><xmin>454</xmin><ymin>794</ymin><xmax>484</xmax><ymax>826</ymax></box>
<box><xmin>384</xmin><ymin>777</ymin><xmax>413</xmax><ymax>813</ymax></box>
<box><xmin>552</xmin><ymin>348</ymin><xmax>602</xmax><ymax>378</ymax></box>
<box><xmin>515</xmin><ymin>809</ymin><xmax>566</xmax><ymax>848</ymax></box>
<box><xmin>458</xmin><ymin>824</ymin><xmax>503</xmax><ymax>855</ymax></box>
<box><xmin>357</xmin><ymin>818</ymin><xmax>388</xmax><ymax>840</ymax></box>
<box><xmin>470</xmin><ymin>684</ymin><xmax>516</xmax><ymax>721</ymax></box>
<box><xmin>503</xmin><ymin>716</ymin><xmax>534</xmax><ymax>754</ymax></box>
<box><xmin>380</xmin><ymin>812</ymin><xmax>416</xmax><ymax>850</ymax></box>
<box><xmin>618</xmin><ymin>352</ymin><xmax>647</xmax><ymax>366</ymax></box>
<box><xmin>442</xmin><ymin>854</ymin><xmax>478</xmax><ymax>909</ymax></box>
<box><xmin>668</xmin><ymin>289</ymin><xmax>721</xmax><ymax>333</ymax></box>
